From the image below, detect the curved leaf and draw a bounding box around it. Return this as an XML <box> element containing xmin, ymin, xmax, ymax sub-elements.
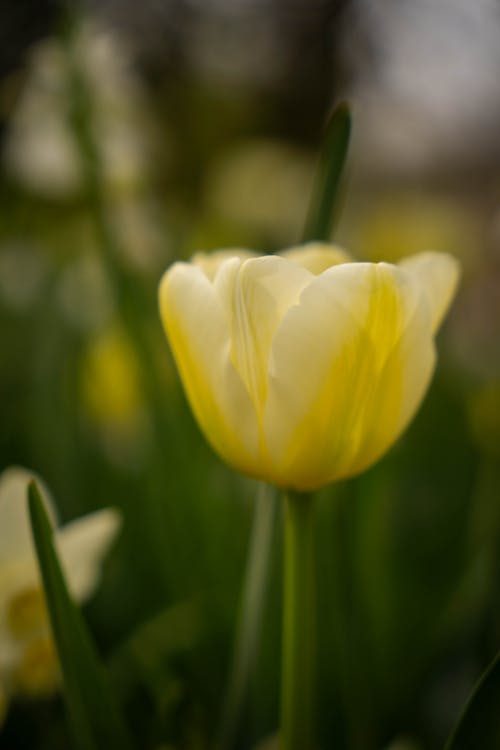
<box><xmin>28</xmin><ymin>481</ymin><xmax>133</xmax><ymax>750</ymax></box>
<box><xmin>444</xmin><ymin>649</ymin><xmax>500</xmax><ymax>750</ymax></box>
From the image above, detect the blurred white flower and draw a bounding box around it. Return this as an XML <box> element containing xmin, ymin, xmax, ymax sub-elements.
<box><xmin>3</xmin><ymin>20</ymin><xmax>157</xmax><ymax>198</ymax></box>
<box><xmin>0</xmin><ymin>467</ymin><xmax>120</xmax><ymax>717</ymax></box>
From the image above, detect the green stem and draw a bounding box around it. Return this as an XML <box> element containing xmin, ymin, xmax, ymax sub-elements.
<box><xmin>218</xmin><ymin>483</ymin><xmax>276</xmax><ymax>749</ymax></box>
<box><xmin>281</xmin><ymin>490</ymin><xmax>316</xmax><ymax>750</ymax></box>
<box><xmin>302</xmin><ymin>102</ymin><xmax>351</xmax><ymax>243</ymax></box>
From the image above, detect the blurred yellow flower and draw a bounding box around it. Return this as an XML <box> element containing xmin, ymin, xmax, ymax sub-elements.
<box><xmin>80</xmin><ymin>327</ymin><xmax>150</xmax><ymax>468</ymax></box>
<box><xmin>0</xmin><ymin>467</ymin><xmax>120</xmax><ymax>723</ymax></box>
<box><xmin>81</xmin><ymin>328</ymin><xmax>143</xmax><ymax>428</ymax></box>
<box><xmin>159</xmin><ymin>243</ymin><xmax>459</xmax><ymax>490</ymax></box>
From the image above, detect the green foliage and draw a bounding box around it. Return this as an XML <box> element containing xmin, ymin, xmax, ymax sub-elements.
<box><xmin>444</xmin><ymin>650</ymin><xmax>500</xmax><ymax>750</ymax></box>
<box><xmin>28</xmin><ymin>481</ymin><xmax>133</xmax><ymax>750</ymax></box>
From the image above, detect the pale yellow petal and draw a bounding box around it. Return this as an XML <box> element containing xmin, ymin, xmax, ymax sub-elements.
<box><xmin>280</xmin><ymin>242</ymin><xmax>351</xmax><ymax>274</ymax></box>
<box><xmin>398</xmin><ymin>251</ymin><xmax>460</xmax><ymax>332</ymax></box>
<box><xmin>192</xmin><ymin>248</ymin><xmax>259</xmax><ymax>281</ymax></box>
<box><xmin>159</xmin><ymin>262</ymin><xmax>261</xmax><ymax>474</ymax></box>
<box><xmin>213</xmin><ymin>255</ymin><xmax>312</xmax><ymax>413</ymax></box>
<box><xmin>264</xmin><ymin>262</ymin><xmax>433</xmax><ymax>490</ymax></box>
<box><xmin>0</xmin><ymin>468</ymin><xmax>57</xmax><ymax>565</ymax></box>
<box><xmin>55</xmin><ymin>508</ymin><xmax>121</xmax><ymax>603</ymax></box>
<box><xmin>344</xmin><ymin>302</ymin><xmax>435</xmax><ymax>478</ymax></box>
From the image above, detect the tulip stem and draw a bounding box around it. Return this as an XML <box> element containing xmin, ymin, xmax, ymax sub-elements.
<box><xmin>281</xmin><ymin>490</ymin><xmax>316</xmax><ymax>750</ymax></box>
<box><xmin>218</xmin><ymin>483</ymin><xmax>277</xmax><ymax>749</ymax></box>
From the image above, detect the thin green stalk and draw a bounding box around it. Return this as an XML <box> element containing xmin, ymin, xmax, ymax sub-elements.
<box><xmin>60</xmin><ymin>11</ymin><xmax>172</xmax><ymax>441</ymax></box>
<box><xmin>59</xmin><ymin>13</ymin><xmax>181</xmax><ymax>594</ymax></box>
<box><xmin>218</xmin><ymin>483</ymin><xmax>276</xmax><ymax>749</ymax></box>
<box><xmin>281</xmin><ymin>490</ymin><xmax>316</xmax><ymax>750</ymax></box>
<box><xmin>302</xmin><ymin>102</ymin><xmax>351</xmax><ymax>243</ymax></box>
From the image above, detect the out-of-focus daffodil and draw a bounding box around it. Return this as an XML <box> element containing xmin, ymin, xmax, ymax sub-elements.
<box><xmin>0</xmin><ymin>467</ymin><xmax>120</xmax><ymax>723</ymax></box>
<box><xmin>159</xmin><ymin>242</ymin><xmax>459</xmax><ymax>491</ymax></box>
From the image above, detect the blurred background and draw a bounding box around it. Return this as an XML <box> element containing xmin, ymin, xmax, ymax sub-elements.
<box><xmin>0</xmin><ymin>0</ymin><xmax>499</xmax><ymax>748</ymax></box>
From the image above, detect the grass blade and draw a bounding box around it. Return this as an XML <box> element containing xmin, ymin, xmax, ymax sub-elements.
<box><xmin>218</xmin><ymin>483</ymin><xmax>277</xmax><ymax>749</ymax></box>
<box><xmin>28</xmin><ymin>480</ymin><xmax>133</xmax><ymax>750</ymax></box>
<box><xmin>302</xmin><ymin>102</ymin><xmax>352</xmax><ymax>242</ymax></box>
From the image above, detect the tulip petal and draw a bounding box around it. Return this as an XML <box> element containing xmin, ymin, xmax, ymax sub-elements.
<box><xmin>213</xmin><ymin>256</ymin><xmax>312</xmax><ymax>412</ymax></box>
<box><xmin>159</xmin><ymin>262</ymin><xmax>261</xmax><ymax>473</ymax></box>
<box><xmin>280</xmin><ymin>242</ymin><xmax>351</xmax><ymax>274</ymax></box>
<box><xmin>0</xmin><ymin>468</ymin><xmax>57</xmax><ymax>565</ymax></box>
<box><xmin>192</xmin><ymin>248</ymin><xmax>259</xmax><ymax>281</ymax></box>
<box><xmin>398</xmin><ymin>251</ymin><xmax>460</xmax><ymax>332</ymax></box>
<box><xmin>265</xmin><ymin>262</ymin><xmax>434</xmax><ymax>489</ymax></box>
<box><xmin>55</xmin><ymin>508</ymin><xmax>121</xmax><ymax>603</ymax></box>
<box><xmin>345</xmin><ymin>302</ymin><xmax>435</xmax><ymax>478</ymax></box>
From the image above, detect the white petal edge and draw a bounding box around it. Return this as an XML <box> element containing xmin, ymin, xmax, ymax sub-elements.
<box><xmin>192</xmin><ymin>248</ymin><xmax>259</xmax><ymax>281</ymax></box>
<box><xmin>0</xmin><ymin>468</ymin><xmax>57</xmax><ymax>565</ymax></box>
<box><xmin>55</xmin><ymin>508</ymin><xmax>121</xmax><ymax>603</ymax></box>
<box><xmin>213</xmin><ymin>255</ymin><xmax>312</xmax><ymax>410</ymax></box>
<box><xmin>398</xmin><ymin>251</ymin><xmax>460</xmax><ymax>333</ymax></box>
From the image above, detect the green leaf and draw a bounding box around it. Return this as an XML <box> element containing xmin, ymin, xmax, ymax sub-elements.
<box><xmin>109</xmin><ymin>597</ymin><xmax>204</xmax><ymax>707</ymax></box>
<box><xmin>444</xmin><ymin>649</ymin><xmax>500</xmax><ymax>750</ymax></box>
<box><xmin>302</xmin><ymin>102</ymin><xmax>352</xmax><ymax>242</ymax></box>
<box><xmin>28</xmin><ymin>481</ymin><xmax>133</xmax><ymax>750</ymax></box>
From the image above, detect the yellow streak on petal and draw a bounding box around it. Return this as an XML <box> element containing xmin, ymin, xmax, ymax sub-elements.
<box><xmin>266</xmin><ymin>263</ymin><xmax>432</xmax><ymax>490</ymax></box>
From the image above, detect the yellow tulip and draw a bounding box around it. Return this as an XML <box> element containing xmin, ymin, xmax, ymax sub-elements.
<box><xmin>159</xmin><ymin>242</ymin><xmax>459</xmax><ymax>491</ymax></box>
